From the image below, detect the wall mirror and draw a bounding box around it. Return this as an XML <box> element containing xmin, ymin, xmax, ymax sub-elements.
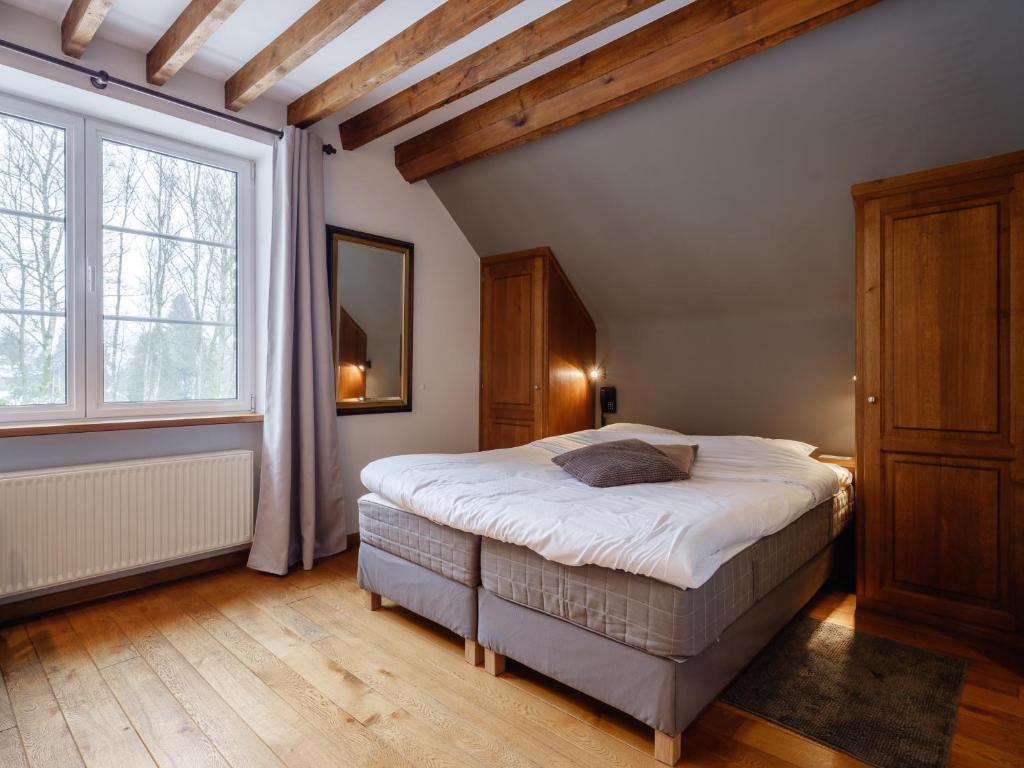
<box><xmin>327</xmin><ymin>226</ymin><xmax>413</xmax><ymax>415</ymax></box>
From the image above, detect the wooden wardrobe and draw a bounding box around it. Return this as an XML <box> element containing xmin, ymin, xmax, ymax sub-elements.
<box><xmin>480</xmin><ymin>247</ymin><xmax>596</xmax><ymax>450</ymax></box>
<box><xmin>854</xmin><ymin>151</ymin><xmax>1024</xmax><ymax>644</ymax></box>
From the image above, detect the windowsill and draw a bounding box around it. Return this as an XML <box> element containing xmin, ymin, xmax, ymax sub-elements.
<box><xmin>0</xmin><ymin>413</ymin><xmax>263</xmax><ymax>438</ymax></box>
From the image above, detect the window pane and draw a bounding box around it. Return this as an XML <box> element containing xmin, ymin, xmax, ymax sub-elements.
<box><xmin>0</xmin><ymin>212</ymin><xmax>66</xmax><ymax>311</ymax></box>
<box><xmin>103</xmin><ymin>319</ymin><xmax>236</xmax><ymax>403</ymax></box>
<box><xmin>0</xmin><ymin>113</ymin><xmax>66</xmax><ymax>218</ymax></box>
<box><xmin>0</xmin><ymin>312</ymin><xmax>66</xmax><ymax>407</ymax></box>
<box><xmin>0</xmin><ymin>112</ymin><xmax>67</xmax><ymax>409</ymax></box>
<box><xmin>103</xmin><ymin>140</ymin><xmax>236</xmax><ymax>245</ymax></box>
<box><xmin>102</xmin><ymin>231</ymin><xmax>235</xmax><ymax>324</ymax></box>
<box><xmin>101</xmin><ymin>139</ymin><xmax>238</xmax><ymax>405</ymax></box>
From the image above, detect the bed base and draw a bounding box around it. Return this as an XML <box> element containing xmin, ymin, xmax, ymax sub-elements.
<box><xmin>359</xmin><ymin>534</ymin><xmax>836</xmax><ymax>765</ymax></box>
<box><xmin>477</xmin><ymin>544</ymin><xmax>835</xmax><ymax>765</ymax></box>
<box><xmin>357</xmin><ymin>542</ymin><xmax>482</xmax><ymax>664</ymax></box>
<box><xmin>365</xmin><ymin>582</ymin><xmax>481</xmax><ymax>664</ymax></box>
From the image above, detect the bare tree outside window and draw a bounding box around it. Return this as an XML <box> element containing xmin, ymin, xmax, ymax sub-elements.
<box><xmin>0</xmin><ymin>112</ymin><xmax>67</xmax><ymax>408</ymax></box>
<box><xmin>101</xmin><ymin>140</ymin><xmax>238</xmax><ymax>403</ymax></box>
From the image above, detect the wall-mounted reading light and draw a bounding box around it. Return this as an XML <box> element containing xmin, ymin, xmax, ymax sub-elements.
<box><xmin>589</xmin><ymin>368</ymin><xmax>601</xmax><ymax>381</ymax></box>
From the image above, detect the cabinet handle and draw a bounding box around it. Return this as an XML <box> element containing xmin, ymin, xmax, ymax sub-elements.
<box><xmin>867</xmin><ymin>396</ymin><xmax>877</xmax><ymax>404</ymax></box>
<box><xmin>533</xmin><ymin>384</ymin><xmax>540</xmax><ymax>390</ymax></box>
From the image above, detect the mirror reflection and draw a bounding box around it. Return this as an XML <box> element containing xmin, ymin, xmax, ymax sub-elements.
<box><xmin>328</xmin><ymin>227</ymin><xmax>413</xmax><ymax>414</ymax></box>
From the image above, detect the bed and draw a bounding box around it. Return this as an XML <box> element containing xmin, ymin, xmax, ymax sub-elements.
<box><xmin>355</xmin><ymin>424</ymin><xmax>853</xmax><ymax>764</ymax></box>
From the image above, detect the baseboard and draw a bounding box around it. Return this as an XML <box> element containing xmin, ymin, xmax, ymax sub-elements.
<box><xmin>0</xmin><ymin>548</ymin><xmax>250</xmax><ymax>627</ymax></box>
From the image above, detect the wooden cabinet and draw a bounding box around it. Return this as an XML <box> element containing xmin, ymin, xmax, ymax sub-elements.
<box><xmin>854</xmin><ymin>151</ymin><xmax>1024</xmax><ymax>643</ymax></box>
<box><xmin>480</xmin><ymin>248</ymin><xmax>596</xmax><ymax>450</ymax></box>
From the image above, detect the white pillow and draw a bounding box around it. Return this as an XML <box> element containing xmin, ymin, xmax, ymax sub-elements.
<box><xmin>601</xmin><ymin>425</ymin><xmax>817</xmax><ymax>456</ymax></box>
<box><xmin>599</xmin><ymin>423</ymin><xmax>682</xmax><ymax>435</ymax></box>
<box><xmin>771</xmin><ymin>438</ymin><xmax>818</xmax><ymax>456</ymax></box>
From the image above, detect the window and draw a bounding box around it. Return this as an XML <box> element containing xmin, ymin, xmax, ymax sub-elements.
<box><xmin>0</xmin><ymin>94</ymin><xmax>253</xmax><ymax>424</ymax></box>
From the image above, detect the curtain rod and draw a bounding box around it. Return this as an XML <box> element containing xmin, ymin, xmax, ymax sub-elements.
<box><xmin>0</xmin><ymin>37</ymin><xmax>292</xmax><ymax>141</ymax></box>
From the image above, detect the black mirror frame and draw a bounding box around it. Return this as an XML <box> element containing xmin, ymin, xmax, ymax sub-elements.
<box><xmin>326</xmin><ymin>225</ymin><xmax>414</xmax><ymax>416</ymax></box>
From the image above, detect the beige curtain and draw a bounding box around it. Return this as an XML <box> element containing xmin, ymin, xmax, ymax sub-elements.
<box><xmin>248</xmin><ymin>127</ymin><xmax>345</xmax><ymax>575</ymax></box>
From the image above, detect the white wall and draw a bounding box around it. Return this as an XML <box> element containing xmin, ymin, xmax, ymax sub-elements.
<box><xmin>314</xmin><ymin>134</ymin><xmax>481</xmax><ymax>531</ymax></box>
<box><xmin>0</xmin><ymin>3</ymin><xmax>483</xmax><ymax>536</ymax></box>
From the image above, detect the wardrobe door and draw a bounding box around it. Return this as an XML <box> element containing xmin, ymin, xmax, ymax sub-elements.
<box><xmin>480</xmin><ymin>256</ymin><xmax>545</xmax><ymax>450</ymax></box>
<box><xmin>858</xmin><ymin>170</ymin><xmax>1022</xmax><ymax>634</ymax></box>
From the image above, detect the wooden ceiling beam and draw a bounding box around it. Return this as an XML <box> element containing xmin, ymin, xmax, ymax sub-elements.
<box><xmin>339</xmin><ymin>0</ymin><xmax>663</xmax><ymax>150</ymax></box>
<box><xmin>225</xmin><ymin>0</ymin><xmax>384</xmax><ymax>112</ymax></box>
<box><xmin>61</xmin><ymin>0</ymin><xmax>116</xmax><ymax>58</ymax></box>
<box><xmin>395</xmin><ymin>0</ymin><xmax>882</xmax><ymax>183</ymax></box>
<box><xmin>147</xmin><ymin>0</ymin><xmax>244</xmax><ymax>86</ymax></box>
<box><xmin>287</xmin><ymin>0</ymin><xmax>525</xmax><ymax>129</ymax></box>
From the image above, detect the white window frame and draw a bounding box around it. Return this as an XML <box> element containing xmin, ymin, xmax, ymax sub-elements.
<box><xmin>85</xmin><ymin>120</ymin><xmax>254</xmax><ymax>419</ymax></box>
<box><xmin>0</xmin><ymin>93</ymin><xmax>255</xmax><ymax>424</ymax></box>
<box><xmin>0</xmin><ymin>93</ymin><xmax>85</xmax><ymax>423</ymax></box>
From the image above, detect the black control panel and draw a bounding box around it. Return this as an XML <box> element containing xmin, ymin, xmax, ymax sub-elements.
<box><xmin>600</xmin><ymin>386</ymin><xmax>617</xmax><ymax>414</ymax></box>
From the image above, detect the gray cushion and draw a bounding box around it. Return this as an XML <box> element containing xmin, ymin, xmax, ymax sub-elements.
<box><xmin>552</xmin><ymin>439</ymin><xmax>685</xmax><ymax>487</ymax></box>
<box><xmin>658</xmin><ymin>444</ymin><xmax>699</xmax><ymax>477</ymax></box>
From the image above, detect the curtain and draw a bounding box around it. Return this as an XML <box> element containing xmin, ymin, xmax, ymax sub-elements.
<box><xmin>248</xmin><ymin>126</ymin><xmax>345</xmax><ymax>575</ymax></box>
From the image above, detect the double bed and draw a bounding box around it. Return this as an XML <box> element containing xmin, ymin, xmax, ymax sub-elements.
<box><xmin>355</xmin><ymin>424</ymin><xmax>853</xmax><ymax>765</ymax></box>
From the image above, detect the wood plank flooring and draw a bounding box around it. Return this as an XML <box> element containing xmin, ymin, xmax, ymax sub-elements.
<box><xmin>0</xmin><ymin>549</ymin><xmax>1020</xmax><ymax>768</ymax></box>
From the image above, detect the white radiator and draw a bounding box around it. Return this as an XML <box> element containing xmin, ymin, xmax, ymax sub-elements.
<box><xmin>0</xmin><ymin>450</ymin><xmax>254</xmax><ymax>600</ymax></box>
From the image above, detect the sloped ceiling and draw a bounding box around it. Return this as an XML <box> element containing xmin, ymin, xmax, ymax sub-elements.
<box><xmin>429</xmin><ymin>0</ymin><xmax>1024</xmax><ymax>327</ymax></box>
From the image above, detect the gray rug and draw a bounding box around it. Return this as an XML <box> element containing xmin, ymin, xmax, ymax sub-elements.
<box><xmin>721</xmin><ymin>615</ymin><xmax>966</xmax><ymax>768</ymax></box>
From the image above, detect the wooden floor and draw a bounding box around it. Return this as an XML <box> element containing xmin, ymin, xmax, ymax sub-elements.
<box><xmin>1</xmin><ymin>549</ymin><xmax>1021</xmax><ymax>768</ymax></box>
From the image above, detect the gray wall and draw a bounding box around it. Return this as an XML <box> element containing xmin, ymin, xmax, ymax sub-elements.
<box><xmin>430</xmin><ymin>0</ymin><xmax>1024</xmax><ymax>454</ymax></box>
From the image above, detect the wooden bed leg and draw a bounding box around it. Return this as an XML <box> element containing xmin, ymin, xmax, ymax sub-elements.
<box><xmin>483</xmin><ymin>648</ymin><xmax>505</xmax><ymax>676</ymax></box>
<box><xmin>464</xmin><ymin>639</ymin><xmax>484</xmax><ymax>666</ymax></box>
<box><xmin>654</xmin><ymin>730</ymin><xmax>682</xmax><ymax>766</ymax></box>
<box><xmin>365</xmin><ymin>590</ymin><xmax>382</xmax><ymax>611</ymax></box>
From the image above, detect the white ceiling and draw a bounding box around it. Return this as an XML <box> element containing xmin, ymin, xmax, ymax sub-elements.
<box><xmin>3</xmin><ymin>0</ymin><xmax>692</xmax><ymax>142</ymax></box>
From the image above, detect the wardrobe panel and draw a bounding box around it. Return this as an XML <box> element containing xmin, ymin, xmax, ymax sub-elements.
<box><xmin>488</xmin><ymin>272</ymin><xmax>536</xmax><ymax>407</ymax></box>
<box><xmin>546</xmin><ymin>260</ymin><xmax>596</xmax><ymax>439</ymax></box>
<box><xmin>889</xmin><ymin>458</ymin><xmax>1000</xmax><ymax>602</ymax></box>
<box><xmin>889</xmin><ymin>203</ymin><xmax>1000</xmax><ymax>434</ymax></box>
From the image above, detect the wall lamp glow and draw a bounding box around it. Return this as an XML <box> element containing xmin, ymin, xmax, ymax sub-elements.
<box><xmin>589</xmin><ymin>368</ymin><xmax>602</xmax><ymax>381</ymax></box>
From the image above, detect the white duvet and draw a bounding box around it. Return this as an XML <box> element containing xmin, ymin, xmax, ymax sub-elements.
<box><xmin>360</xmin><ymin>424</ymin><xmax>850</xmax><ymax>590</ymax></box>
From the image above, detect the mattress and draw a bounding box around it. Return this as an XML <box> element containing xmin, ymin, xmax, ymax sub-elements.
<box><xmin>359</xmin><ymin>497</ymin><xmax>481</xmax><ymax>587</ymax></box>
<box><xmin>480</xmin><ymin>486</ymin><xmax>852</xmax><ymax>658</ymax></box>
<box><xmin>362</xmin><ymin>425</ymin><xmax>849</xmax><ymax>591</ymax></box>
